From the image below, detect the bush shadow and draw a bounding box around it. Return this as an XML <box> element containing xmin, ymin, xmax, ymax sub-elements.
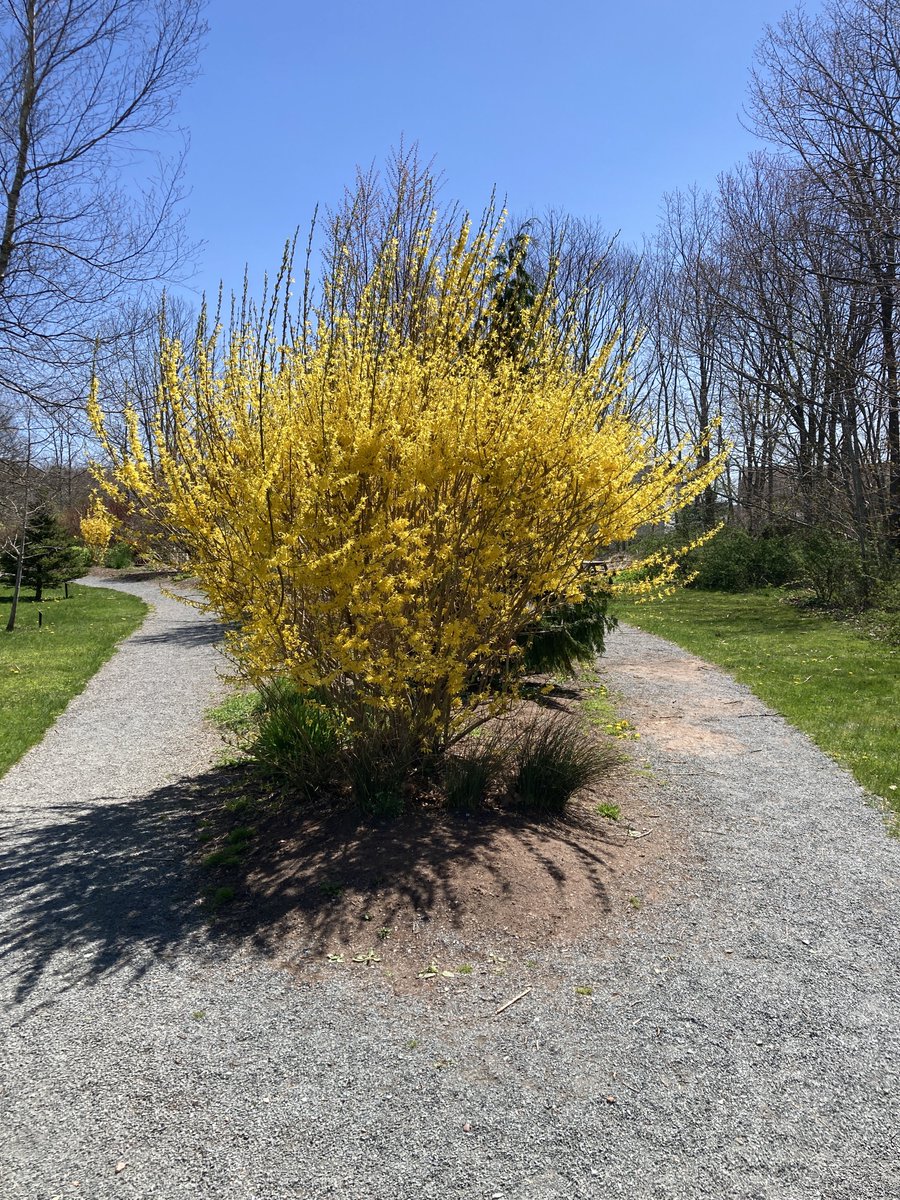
<box><xmin>204</xmin><ymin>779</ymin><xmax>621</xmax><ymax>963</ymax></box>
<box><xmin>128</xmin><ymin>618</ymin><xmax>223</xmax><ymax>649</ymax></box>
<box><xmin>0</xmin><ymin>774</ymin><xmax>219</xmax><ymax>1009</ymax></box>
<box><xmin>1</xmin><ymin>761</ymin><xmax>624</xmax><ymax>1007</ymax></box>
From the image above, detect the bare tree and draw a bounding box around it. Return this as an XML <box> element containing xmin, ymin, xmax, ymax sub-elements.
<box><xmin>0</xmin><ymin>0</ymin><xmax>205</xmax><ymax>626</ymax></box>
<box><xmin>0</xmin><ymin>0</ymin><xmax>206</xmax><ymax>420</ymax></box>
<box><xmin>643</xmin><ymin>188</ymin><xmax>728</xmax><ymax>528</ymax></box>
<box><xmin>749</xmin><ymin>0</ymin><xmax>900</xmax><ymax>548</ymax></box>
<box><xmin>526</xmin><ymin>212</ymin><xmax>649</xmax><ymax>391</ymax></box>
<box><xmin>320</xmin><ymin>142</ymin><xmax>468</xmax><ymax>344</ymax></box>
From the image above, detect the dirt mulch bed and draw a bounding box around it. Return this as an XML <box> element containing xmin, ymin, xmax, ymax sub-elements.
<box><xmin>85</xmin><ymin>566</ymin><xmax>176</xmax><ymax>583</ymax></box>
<box><xmin>196</xmin><ymin>758</ymin><xmax>673</xmax><ymax>991</ymax></box>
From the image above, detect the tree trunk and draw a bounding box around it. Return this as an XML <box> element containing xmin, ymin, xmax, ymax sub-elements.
<box><xmin>5</xmin><ymin>426</ymin><xmax>31</xmax><ymax>633</ymax></box>
<box><xmin>5</xmin><ymin>526</ymin><xmax>25</xmax><ymax>632</ymax></box>
<box><xmin>881</xmin><ymin>273</ymin><xmax>900</xmax><ymax>552</ymax></box>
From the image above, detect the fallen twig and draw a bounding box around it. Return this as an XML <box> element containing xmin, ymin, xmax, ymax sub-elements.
<box><xmin>495</xmin><ymin>987</ymin><xmax>533</xmax><ymax>1015</ymax></box>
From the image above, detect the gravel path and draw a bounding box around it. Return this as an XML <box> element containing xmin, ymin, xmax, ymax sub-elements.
<box><xmin>2</xmin><ymin>587</ymin><xmax>899</xmax><ymax>1199</ymax></box>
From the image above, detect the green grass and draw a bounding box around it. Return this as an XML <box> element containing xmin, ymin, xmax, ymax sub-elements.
<box><xmin>595</xmin><ymin>802</ymin><xmax>621</xmax><ymax>821</ymax></box>
<box><xmin>0</xmin><ymin>582</ymin><xmax>147</xmax><ymax>776</ymax></box>
<box><xmin>206</xmin><ymin>690</ymin><xmax>262</xmax><ymax>739</ymax></box>
<box><xmin>614</xmin><ymin>589</ymin><xmax>900</xmax><ymax>815</ymax></box>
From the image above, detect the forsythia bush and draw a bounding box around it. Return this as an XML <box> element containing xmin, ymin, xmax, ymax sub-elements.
<box><xmin>90</xmin><ymin>217</ymin><xmax>724</xmax><ymax>760</ymax></box>
<box><xmin>79</xmin><ymin>493</ymin><xmax>114</xmax><ymax>563</ymax></box>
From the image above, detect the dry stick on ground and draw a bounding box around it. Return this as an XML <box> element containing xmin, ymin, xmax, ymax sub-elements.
<box><xmin>495</xmin><ymin>988</ymin><xmax>533</xmax><ymax>1015</ymax></box>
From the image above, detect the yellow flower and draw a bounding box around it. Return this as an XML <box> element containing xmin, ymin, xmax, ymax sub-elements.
<box><xmin>89</xmin><ymin>210</ymin><xmax>724</xmax><ymax>749</ymax></box>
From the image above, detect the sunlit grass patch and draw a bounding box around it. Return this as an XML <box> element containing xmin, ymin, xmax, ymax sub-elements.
<box><xmin>0</xmin><ymin>582</ymin><xmax>147</xmax><ymax>776</ymax></box>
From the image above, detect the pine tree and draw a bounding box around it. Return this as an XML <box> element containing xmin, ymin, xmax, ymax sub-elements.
<box><xmin>1</xmin><ymin>509</ymin><xmax>83</xmax><ymax>602</ymax></box>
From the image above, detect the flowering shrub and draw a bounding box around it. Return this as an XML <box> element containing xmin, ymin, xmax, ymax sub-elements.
<box><xmin>90</xmin><ymin>216</ymin><xmax>724</xmax><ymax>765</ymax></box>
<box><xmin>79</xmin><ymin>494</ymin><xmax>114</xmax><ymax>563</ymax></box>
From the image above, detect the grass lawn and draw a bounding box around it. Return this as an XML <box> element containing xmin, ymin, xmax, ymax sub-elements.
<box><xmin>613</xmin><ymin>589</ymin><xmax>900</xmax><ymax>817</ymax></box>
<box><xmin>0</xmin><ymin>581</ymin><xmax>147</xmax><ymax>777</ymax></box>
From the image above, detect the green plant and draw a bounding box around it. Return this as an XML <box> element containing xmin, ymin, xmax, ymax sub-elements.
<box><xmin>857</xmin><ymin>578</ymin><xmax>900</xmax><ymax>646</ymax></box>
<box><xmin>223</xmin><ymin>794</ymin><xmax>254</xmax><ymax>814</ymax></box>
<box><xmin>1</xmin><ymin>508</ymin><xmax>85</xmax><ymax>601</ymax></box>
<box><xmin>208</xmin><ymin>886</ymin><xmax>235</xmax><ymax>909</ymax></box>
<box><xmin>509</xmin><ymin>714</ymin><xmax>617</xmax><ymax>815</ymax></box>
<box><xmin>343</xmin><ymin>710</ymin><xmax>416</xmax><ymax>814</ymax></box>
<box><xmin>595</xmin><ymin>802</ymin><xmax>621</xmax><ymax>821</ymax></box>
<box><xmin>71</xmin><ymin>544</ymin><xmax>93</xmax><ymax>574</ymax></box>
<box><xmin>253</xmin><ymin>680</ymin><xmax>345</xmax><ymax>795</ymax></box>
<box><xmin>214</xmin><ymin>751</ymin><xmax>245</xmax><ymax>768</ymax></box>
<box><xmin>351</xmin><ymin>950</ymin><xmax>381</xmax><ymax>965</ymax></box>
<box><xmin>226</xmin><ymin>825</ymin><xmax>255</xmax><ymax>845</ymax></box>
<box><xmin>628</xmin><ymin>524</ymin><xmax>801</xmax><ymax>593</ymax></box>
<box><xmin>202</xmin><ymin>847</ymin><xmax>241</xmax><ymax>869</ymax></box>
<box><xmin>457</xmin><ymin>963</ymin><xmax>474</xmax><ymax>975</ymax></box>
<box><xmin>575</xmin><ymin>985</ymin><xmax>594</xmax><ymax>996</ymax></box>
<box><xmin>604</xmin><ymin>718</ymin><xmax>638</xmax><ymax>740</ymax></box>
<box><xmin>103</xmin><ymin>542</ymin><xmax>134</xmax><ymax>570</ymax></box>
<box><xmin>797</xmin><ymin>527</ymin><xmax>865</xmax><ymax>608</ymax></box>
<box><xmin>581</xmin><ymin>681</ymin><xmax>615</xmax><ymax>725</ymax></box>
<box><xmin>207</xmin><ymin>692</ymin><xmax>263</xmax><ymax>740</ymax></box>
<box><xmin>520</xmin><ymin>584</ymin><xmax>616</xmax><ymax>676</ymax></box>
<box><xmin>359</xmin><ymin>790</ymin><xmax>406</xmax><ymax>819</ymax></box>
<box><xmin>443</xmin><ymin>737</ymin><xmax>507</xmax><ymax>810</ymax></box>
<box><xmin>689</xmin><ymin>527</ymin><xmax>799</xmax><ymax>592</ymax></box>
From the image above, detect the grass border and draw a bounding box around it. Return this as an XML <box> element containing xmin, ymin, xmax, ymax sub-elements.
<box><xmin>0</xmin><ymin>581</ymin><xmax>148</xmax><ymax>776</ymax></box>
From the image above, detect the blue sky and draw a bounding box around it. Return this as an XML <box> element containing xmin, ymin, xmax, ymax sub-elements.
<box><xmin>173</xmin><ymin>0</ymin><xmax>821</xmax><ymax>302</ymax></box>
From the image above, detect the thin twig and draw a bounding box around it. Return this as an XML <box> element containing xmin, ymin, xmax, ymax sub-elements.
<box><xmin>495</xmin><ymin>988</ymin><xmax>533</xmax><ymax>1015</ymax></box>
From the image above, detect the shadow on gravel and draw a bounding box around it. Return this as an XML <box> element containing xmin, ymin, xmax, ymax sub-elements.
<box><xmin>0</xmin><ymin>775</ymin><xmax>218</xmax><ymax>1008</ymax></box>
<box><xmin>128</xmin><ymin>618</ymin><xmax>223</xmax><ymax>649</ymax></box>
<box><xmin>1</xmin><ymin>761</ymin><xmax>622</xmax><ymax>1003</ymax></box>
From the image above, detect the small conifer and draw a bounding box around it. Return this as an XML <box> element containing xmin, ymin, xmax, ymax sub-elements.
<box><xmin>1</xmin><ymin>509</ymin><xmax>83</xmax><ymax>601</ymax></box>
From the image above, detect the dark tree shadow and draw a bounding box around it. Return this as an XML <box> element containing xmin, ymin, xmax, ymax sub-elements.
<box><xmin>82</xmin><ymin>569</ymin><xmax>173</xmax><ymax>584</ymax></box>
<box><xmin>1</xmin><ymin>762</ymin><xmax>620</xmax><ymax>1009</ymax></box>
<box><xmin>219</xmin><ymin>799</ymin><xmax>617</xmax><ymax>961</ymax></box>
<box><xmin>0</xmin><ymin>775</ymin><xmax>220</xmax><ymax>1008</ymax></box>
<box><xmin>128</xmin><ymin>618</ymin><xmax>224</xmax><ymax>649</ymax></box>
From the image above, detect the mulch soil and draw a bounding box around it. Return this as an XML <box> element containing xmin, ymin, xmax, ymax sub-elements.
<box><xmin>194</xmin><ymin>683</ymin><xmax>677</xmax><ymax>990</ymax></box>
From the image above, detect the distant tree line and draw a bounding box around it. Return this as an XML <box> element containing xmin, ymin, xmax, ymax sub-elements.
<box><xmin>639</xmin><ymin>0</ymin><xmax>900</xmax><ymax>579</ymax></box>
<box><xmin>501</xmin><ymin>0</ymin><xmax>900</xmax><ymax>600</ymax></box>
<box><xmin>5</xmin><ymin>0</ymin><xmax>899</xmax><ymax>622</ymax></box>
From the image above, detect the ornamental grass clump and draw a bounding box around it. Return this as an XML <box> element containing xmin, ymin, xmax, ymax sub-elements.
<box><xmin>252</xmin><ymin>680</ymin><xmax>347</xmax><ymax>796</ymax></box>
<box><xmin>509</xmin><ymin>714</ymin><xmax>618</xmax><ymax>815</ymax></box>
<box><xmin>443</xmin><ymin>734</ymin><xmax>509</xmax><ymax>811</ymax></box>
<box><xmin>90</xmin><ymin>207</ymin><xmax>724</xmax><ymax>790</ymax></box>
